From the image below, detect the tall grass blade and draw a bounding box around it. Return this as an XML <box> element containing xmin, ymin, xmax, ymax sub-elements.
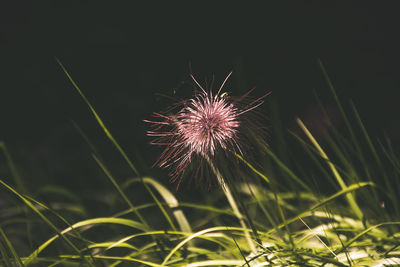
<box><xmin>92</xmin><ymin>154</ymin><xmax>149</xmax><ymax>228</ymax></box>
<box><xmin>89</xmin><ymin>241</ymin><xmax>138</xmax><ymax>251</ymax></box>
<box><xmin>56</xmin><ymin>58</ymin><xmax>167</xmax><ymax>236</ymax></box>
<box><xmin>22</xmin><ymin>195</ymin><xmax>95</xmax><ymax>262</ymax></box>
<box><xmin>268</xmin><ymin>182</ymin><xmax>373</xmax><ymax>234</ymax></box>
<box><xmin>0</xmin><ymin>239</ymin><xmax>13</xmax><ymax>267</ymax></box>
<box><xmin>317</xmin><ymin>60</ymin><xmax>362</xmax><ymax>156</ymax></box>
<box><xmin>25</xmin><ymin>217</ymin><xmax>147</xmax><ymax>265</ymax></box>
<box><xmin>241</xmin><ymin>184</ymin><xmax>281</xmax><ymax>237</ymax></box>
<box><xmin>291</xmin><ymin>131</ymin><xmax>339</xmax><ymax>189</ymax></box>
<box><xmin>273</xmin><ymin>190</ymin><xmax>295</xmax><ymax>248</ymax></box>
<box><xmin>161</xmin><ymin>226</ymin><xmax>249</xmax><ymax>265</ymax></box>
<box><xmin>185</xmin><ymin>260</ymin><xmax>245</xmax><ymax>266</ymax></box>
<box><xmin>0</xmin><ymin>179</ymin><xmax>92</xmax><ymax>266</ymax></box>
<box><xmin>350</xmin><ymin>101</ymin><xmax>399</xmax><ymax>215</ymax></box>
<box><xmin>296</xmin><ymin>118</ymin><xmax>364</xmax><ymax>221</ymax></box>
<box><xmin>123</xmin><ymin>177</ymin><xmax>191</xmax><ymax>234</ymax></box>
<box><xmin>57</xmin><ymin>255</ymin><xmax>164</xmax><ymax>267</ymax></box>
<box><xmin>263</xmin><ymin>147</ymin><xmax>311</xmax><ymax>192</ymax></box>
<box><xmin>234</xmin><ymin>153</ymin><xmax>269</xmax><ymax>184</ymax></box>
<box><xmin>0</xmin><ymin>142</ymin><xmax>33</xmax><ymax>249</ymax></box>
<box><xmin>0</xmin><ymin>226</ymin><xmax>24</xmax><ymax>267</ymax></box>
<box><xmin>349</xmin><ymin>101</ymin><xmax>381</xmax><ymax>168</ymax></box>
<box><xmin>340</xmin><ymin>221</ymin><xmax>400</xmax><ymax>253</ymax></box>
<box><xmin>0</xmin><ymin>142</ymin><xmax>26</xmax><ymax>194</ymax></box>
<box><xmin>55</xmin><ymin>58</ymin><xmax>139</xmax><ymax>176</ymax></box>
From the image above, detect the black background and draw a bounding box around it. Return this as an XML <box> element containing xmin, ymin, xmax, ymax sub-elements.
<box><xmin>1</xmin><ymin>2</ymin><xmax>400</xmax><ymax>195</ymax></box>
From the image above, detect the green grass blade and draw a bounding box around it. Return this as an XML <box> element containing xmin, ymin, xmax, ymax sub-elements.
<box><xmin>22</xmin><ymin>195</ymin><xmax>95</xmax><ymax>262</ymax></box>
<box><xmin>267</xmin><ymin>182</ymin><xmax>374</xmax><ymax>235</ymax></box>
<box><xmin>263</xmin><ymin>146</ymin><xmax>311</xmax><ymax>192</ymax></box>
<box><xmin>290</xmin><ymin>131</ymin><xmax>339</xmax><ymax>189</ymax></box>
<box><xmin>58</xmin><ymin>255</ymin><xmax>164</xmax><ymax>267</ymax></box>
<box><xmin>185</xmin><ymin>260</ymin><xmax>245</xmax><ymax>266</ymax></box>
<box><xmin>35</xmin><ymin>185</ymin><xmax>81</xmax><ymax>204</ymax></box>
<box><xmin>56</xmin><ymin>58</ymin><xmax>167</xmax><ymax>237</ymax></box>
<box><xmin>70</xmin><ymin>120</ymin><xmax>100</xmax><ymax>155</ymax></box>
<box><xmin>0</xmin><ymin>239</ymin><xmax>13</xmax><ymax>267</ymax></box>
<box><xmin>89</xmin><ymin>229</ymin><xmax>239</xmax><ymax>266</ymax></box>
<box><xmin>161</xmin><ymin>226</ymin><xmax>250</xmax><ymax>265</ymax></box>
<box><xmin>101</xmin><ymin>230</ymin><xmax>233</xmax><ymax>252</ymax></box>
<box><xmin>317</xmin><ymin>60</ymin><xmax>361</xmax><ymax>154</ymax></box>
<box><xmin>87</xmin><ymin>242</ymin><xmax>138</xmax><ymax>251</ymax></box>
<box><xmin>296</xmin><ymin>118</ymin><xmax>364</xmax><ymax>221</ymax></box>
<box><xmin>314</xmin><ymin>82</ymin><xmax>365</xmax><ymax>166</ymax></box>
<box><xmin>137</xmin><ymin>177</ymin><xmax>191</xmax><ymax>233</ymax></box>
<box><xmin>0</xmin><ymin>179</ymin><xmax>91</xmax><ymax>266</ymax></box>
<box><xmin>380</xmin><ymin>142</ymin><xmax>400</xmax><ymax>207</ymax></box>
<box><xmin>241</xmin><ymin>183</ymin><xmax>281</xmax><ymax>235</ymax></box>
<box><xmin>234</xmin><ymin>153</ymin><xmax>269</xmax><ymax>183</ymax></box>
<box><xmin>0</xmin><ymin>226</ymin><xmax>24</xmax><ymax>267</ymax></box>
<box><xmin>350</xmin><ymin>101</ymin><xmax>399</xmax><ymax>215</ymax></box>
<box><xmin>55</xmin><ymin>58</ymin><xmax>140</xmax><ymax>177</ymax></box>
<box><xmin>340</xmin><ymin>222</ymin><xmax>400</xmax><ymax>254</ymax></box>
<box><xmin>308</xmin><ymin>182</ymin><xmax>373</xmax><ymax>213</ymax></box>
<box><xmin>92</xmin><ymin>154</ymin><xmax>148</xmax><ymax>228</ymax></box>
<box><xmin>273</xmin><ymin>190</ymin><xmax>295</xmax><ymax>248</ymax></box>
<box><xmin>0</xmin><ymin>142</ymin><xmax>33</xmax><ymax>250</ymax></box>
<box><xmin>0</xmin><ymin>142</ymin><xmax>27</xmax><ymax>194</ymax></box>
<box><xmin>25</xmin><ymin>217</ymin><xmax>147</xmax><ymax>265</ymax></box>
<box><xmin>176</xmin><ymin>203</ymin><xmax>235</xmax><ymax>216</ymax></box>
<box><xmin>111</xmin><ymin>201</ymin><xmax>235</xmax><ymax>226</ymax></box>
<box><xmin>139</xmin><ymin>179</ymin><xmax>178</xmax><ymax>232</ymax></box>
<box><xmin>300</xmin><ymin>251</ymin><xmax>348</xmax><ymax>267</ymax></box>
<box><xmin>349</xmin><ymin>101</ymin><xmax>382</xmax><ymax>168</ymax></box>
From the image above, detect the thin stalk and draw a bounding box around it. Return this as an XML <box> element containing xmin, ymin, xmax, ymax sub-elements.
<box><xmin>202</xmin><ymin>154</ymin><xmax>257</xmax><ymax>254</ymax></box>
<box><xmin>296</xmin><ymin>118</ymin><xmax>364</xmax><ymax>221</ymax></box>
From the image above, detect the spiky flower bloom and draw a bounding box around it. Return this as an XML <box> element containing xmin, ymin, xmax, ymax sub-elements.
<box><xmin>145</xmin><ymin>72</ymin><xmax>268</xmax><ymax>186</ymax></box>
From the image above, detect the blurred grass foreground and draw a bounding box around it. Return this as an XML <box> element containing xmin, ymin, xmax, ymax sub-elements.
<box><xmin>1</xmin><ymin>61</ymin><xmax>400</xmax><ymax>266</ymax></box>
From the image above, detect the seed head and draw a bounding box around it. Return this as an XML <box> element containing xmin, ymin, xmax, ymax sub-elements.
<box><xmin>145</xmin><ymin>72</ymin><xmax>268</xmax><ymax>186</ymax></box>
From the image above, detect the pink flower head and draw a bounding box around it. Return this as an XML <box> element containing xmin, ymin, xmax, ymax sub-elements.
<box><xmin>145</xmin><ymin>72</ymin><xmax>269</xmax><ymax>186</ymax></box>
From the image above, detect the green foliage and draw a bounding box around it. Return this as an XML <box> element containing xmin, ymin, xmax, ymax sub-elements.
<box><xmin>1</xmin><ymin>61</ymin><xmax>400</xmax><ymax>266</ymax></box>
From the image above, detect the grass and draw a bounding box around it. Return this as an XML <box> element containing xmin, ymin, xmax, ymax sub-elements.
<box><xmin>1</xmin><ymin>61</ymin><xmax>400</xmax><ymax>266</ymax></box>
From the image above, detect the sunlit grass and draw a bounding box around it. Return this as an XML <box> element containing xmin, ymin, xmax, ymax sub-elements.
<box><xmin>1</xmin><ymin>61</ymin><xmax>400</xmax><ymax>266</ymax></box>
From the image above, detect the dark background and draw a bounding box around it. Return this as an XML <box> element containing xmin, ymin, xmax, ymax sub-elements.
<box><xmin>1</xmin><ymin>2</ymin><xmax>400</xmax><ymax>196</ymax></box>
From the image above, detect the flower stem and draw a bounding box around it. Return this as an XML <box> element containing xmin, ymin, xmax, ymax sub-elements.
<box><xmin>203</xmin><ymin>154</ymin><xmax>257</xmax><ymax>254</ymax></box>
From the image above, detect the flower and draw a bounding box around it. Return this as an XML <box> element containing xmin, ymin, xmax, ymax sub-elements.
<box><xmin>145</xmin><ymin>72</ymin><xmax>268</xmax><ymax>187</ymax></box>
